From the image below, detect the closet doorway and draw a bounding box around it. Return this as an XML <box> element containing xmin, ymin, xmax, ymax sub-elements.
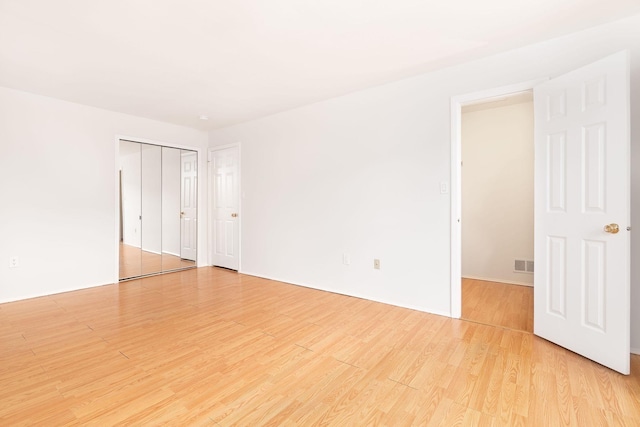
<box><xmin>118</xmin><ymin>139</ymin><xmax>198</xmax><ymax>280</ymax></box>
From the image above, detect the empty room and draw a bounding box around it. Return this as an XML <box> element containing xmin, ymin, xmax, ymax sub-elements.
<box><xmin>1</xmin><ymin>1</ymin><xmax>640</xmax><ymax>425</ymax></box>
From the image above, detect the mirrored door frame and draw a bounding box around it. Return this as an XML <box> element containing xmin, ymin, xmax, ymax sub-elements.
<box><xmin>114</xmin><ymin>135</ymin><xmax>201</xmax><ymax>282</ymax></box>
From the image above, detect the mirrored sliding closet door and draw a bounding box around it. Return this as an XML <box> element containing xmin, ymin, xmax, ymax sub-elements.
<box><xmin>118</xmin><ymin>140</ymin><xmax>197</xmax><ymax>280</ymax></box>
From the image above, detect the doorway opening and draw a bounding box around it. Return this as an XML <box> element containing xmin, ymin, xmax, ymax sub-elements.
<box><xmin>450</xmin><ymin>81</ymin><xmax>540</xmax><ymax>332</ymax></box>
<box><xmin>116</xmin><ymin>137</ymin><xmax>199</xmax><ymax>282</ymax></box>
<box><xmin>451</xmin><ymin>53</ymin><xmax>631</xmax><ymax>374</ymax></box>
<box><xmin>460</xmin><ymin>90</ymin><xmax>534</xmax><ymax>332</ymax></box>
<box><xmin>461</xmin><ymin>90</ymin><xmax>535</xmax><ymax>332</ymax></box>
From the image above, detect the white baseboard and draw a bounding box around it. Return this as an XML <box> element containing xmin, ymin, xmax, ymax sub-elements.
<box><xmin>141</xmin><ymin>249</ymin><xmax>162</xmax><ymax>255</ymax></box>
<box><xmin>462</xmin><ymin>275</ymin><xmax>533</xmax><ymax>287</ymax></box>
<box><xmin>239</xmin><ymin>270</ymin><xmax>452</xmax><ymax>318</ymax></box>
<box><xmin>632</xmin><ymin>348</ymin><xmax>640</xmax><ymax>356</ymax></box>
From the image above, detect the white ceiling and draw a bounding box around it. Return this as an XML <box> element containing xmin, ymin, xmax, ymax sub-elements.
<box><xmin>1</xmin><ymin>1</ymin><xmax>639</xmax><ymax>130</ymax></box>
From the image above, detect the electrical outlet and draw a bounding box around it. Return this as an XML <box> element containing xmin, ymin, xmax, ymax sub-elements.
<box><xmin>343</xmin><ymin>254</ymin><xmax>351</xmax><ymax>265</ymax></box>
<box><xmin>9</xmin><ymin>256</ymin><xmax>19</xmax><ymax>268</ymax></box>
<box><xmin>373</xmin><ymin>259</ymin><xmax>380</xmax><ymax>270</ymax></box>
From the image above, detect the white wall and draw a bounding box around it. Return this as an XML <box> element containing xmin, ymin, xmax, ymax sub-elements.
<box><xmin>0</xmin><ymin>86</ymin><xmax>208</xmax><ymax>303</ymax></box>
<box><xmin>209</xmin><ymin>16</ymin><xmax>640</xmax><ymax>351</ymax></box>
<box><xmin>461</xmin><ymin>101</ymin><xmax>534</xmax><ymax>285</ymax></box>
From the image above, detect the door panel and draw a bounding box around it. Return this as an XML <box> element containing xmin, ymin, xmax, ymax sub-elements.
<box><xmin>534</xmin><ymin>51</ymin><xmax>630</xmax><ymax>374</ymax></box>
<box><xmin>547</xmin><ymin>132</ymin><xmax>566</xmax><ymax>211</ymax></box>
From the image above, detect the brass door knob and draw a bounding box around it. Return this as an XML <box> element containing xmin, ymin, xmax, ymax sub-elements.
<box><xmin>604</xmin><ymin>223</ymin><xmax>619</xmax><ymax>234</ymax></box>
<box><xmin>231</xmin><ymin>213</ymin><xmax>238</xmax><ymax>218</ymax></box>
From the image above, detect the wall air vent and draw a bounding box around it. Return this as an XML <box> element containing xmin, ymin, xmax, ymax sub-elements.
<box><xmin>526</xmin><ymin>260</ymin><xmax>534</xmax><ymax>273</ymax></box>
<box><xmin>514</xmin><ymin>259</ymin><xmax>534</xmax><ymax>273</ymax></box>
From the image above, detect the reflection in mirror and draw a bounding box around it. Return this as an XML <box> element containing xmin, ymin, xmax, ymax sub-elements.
<box><xmin>141</xmin><ymin>144</ymin><xmax>163</xmax><ymax>276</ymax></box>
<box><xmin>119</xmin><ymin>140</ymin><xmax>141</xmax><ymax>279</ymax></box>
<box><xmin>161</xmin><ymin>147</ymin><xmax>195</xmax><ymax>271</ymax></box>
<box><xmin>118</xmin><ymin>140</ymin><xmax>197</xmax><ymax>281</ymax></box>
<box><xmin>180</xmin><ymin>150</ymin><xmax>198</xmax><ymax>264</ymax></box>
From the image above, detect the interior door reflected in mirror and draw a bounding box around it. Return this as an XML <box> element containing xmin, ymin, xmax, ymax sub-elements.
<box><xmin>118</xmin><ymin>140</ymin><xmax>197</xmax><ymax>281</ymax></box>
<box><xmin>180</xmin><ymin>150</ymin><xmax>197</xmax><ymax>263</ymax></box>
<box><xmin>160</xmin><ymin>147</ymin><xmax>197</xmax><ymax>272</ymax></box>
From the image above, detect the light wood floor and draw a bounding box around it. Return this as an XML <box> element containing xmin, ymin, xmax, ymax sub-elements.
<box><xmin>462</xmin><ymin>278</ymin><xmax>534</xmax><ymax>333</ymax></box>
<box><xmin>119</xmin><ymin>242</ymin><xmax>195</xmax><ymax>279</ymax></box>
<box><xmin>1</xmin><ymin>268</ymin><xmax>638</xmax><ymax>425</ymax></box>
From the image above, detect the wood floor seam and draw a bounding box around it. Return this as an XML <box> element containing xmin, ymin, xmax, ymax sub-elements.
<box><xmin>386</xmin><ymin>377</ymin><xmax>419</xmax><ymax>390</ymax></box>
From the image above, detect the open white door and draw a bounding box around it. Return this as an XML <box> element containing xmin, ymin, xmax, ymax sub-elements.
<box><xmin>210</xmin><ymin>146</ymin><xmax>240</xmax><ymax>270</ymax></box>
<box><xmin>534</xmin><ymin>51</ymin><xmax>630</xmax><ymax>374</ymax></box>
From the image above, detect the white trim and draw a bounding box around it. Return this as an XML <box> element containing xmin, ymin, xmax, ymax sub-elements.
<box><xmin>208</xmin><ymin>142</ymin><xmax>240</xmax><ymax>157</ymax></box>
<box><xmin>117</xmin><ymin>134</ymin><xmax>200</xmax><ymax>152</ymax></box>
<box><xmin>208</xmin><ymin>143</ymin><xmax>242</xmax><ymax>270</ymax></box>
<box><xmin>450</xmin><ymin>99</ymin><xmax>461</xmax><ymax>318</ymax></box>
<box><xmin>449</xmin><ymin>79</ymin><xmax>545</xmax><ymax>319</ymax></box>
<box><xmin>462</xmin><ymin>275</ymin><xmax>534</xmax><ymax>287</ymax></box>
<box><xmin>114</xmin><ymin>134</ymin><xmax>204</xmax><ymax>283</ymax></box>
<box><xmin>162</xmin><ymin>250</ymin><xmax>181</xmax><ymax>257</ymax></box>
<box><xmin>0</xmin><ymin>281</ymin><xmax>116</xmax><ymax>305</ymax></box>
<box><xmin>238</xmin><ymin>270</ymin><xmax>452</xmax><ymax>318</ymax></box>
<box><xmin>114</xmin><ymin>138</ymin><xmax>120</xmax><ymax>283</ymax></box>
<box><xmin>631</xmin><ymin>348</ymin><xmax>640</xmax><ymax>356</ymax></box>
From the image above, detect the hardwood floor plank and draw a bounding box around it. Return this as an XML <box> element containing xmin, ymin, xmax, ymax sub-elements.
<box><xmin>0</xmin><ymin>267</ymin><xmax>637</xmax><ymax>425</ymax></box>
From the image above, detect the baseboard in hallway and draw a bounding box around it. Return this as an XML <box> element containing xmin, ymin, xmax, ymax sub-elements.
<box><xmin>461</xmin><ymin>275</ymin><xmax>533</xmax><ymax>287</ymax></box>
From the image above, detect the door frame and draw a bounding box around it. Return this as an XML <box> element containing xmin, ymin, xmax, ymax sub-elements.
<box><xmin>208</xmin><ymin>143</ymin><xmax>242</xmax><ymax>270</ymax></box>
<box><xmin>449</xmin><ymin>80</ymin><xmax>545</xmax><ymax>318</ymax></box>
<box><xmin>113</xmin><ymin>134</ymin><xmax>204</xmax><ymax>283</ymax></box>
